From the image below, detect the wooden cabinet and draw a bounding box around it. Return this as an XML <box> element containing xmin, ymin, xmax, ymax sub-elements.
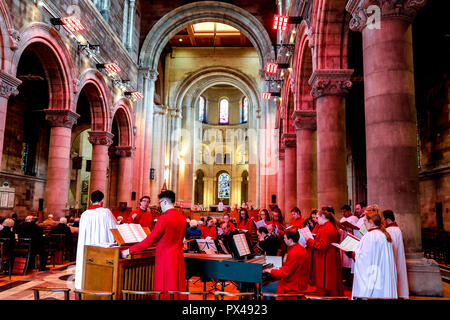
<box><xmin>82</xmin><ymin>246</ymin><xmax>156</xmax><ymax>300</ymax></box>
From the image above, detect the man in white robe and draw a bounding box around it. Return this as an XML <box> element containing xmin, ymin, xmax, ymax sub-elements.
<box><xmin>351</xmin><ymin>216</ymin><xmax>397</xmax><ymax>299</ymax></box>
<box><xmin>339</xmin><ymin>205</ymin><xmax>359</xmax><ymax>286</ymax></box>
<box><xmin>74</xmin><ymin>190</ymin><xmax>117</xmax><ymax>290</ymax></box>
<box><xmin>383</xmin><ymin>209</ymin><xmax>409</xmax><ymax>299</ymax></box>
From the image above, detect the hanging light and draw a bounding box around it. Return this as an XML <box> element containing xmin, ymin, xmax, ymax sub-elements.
<box><xmin>125</xmin><ymin>91</ymin><xmax>144</xmax><ymax>100</ymax></box>
<box><xmin>265</xmin><ymin>62</ymin><xmax>278</xmax><ymax>74</ymax></box>
<box><xmin>262</xmin><ymin>92</ymin><xmax>272</xmax><ymax>100</ymax></box>
<box><xmin>273</xmin><ymin>15</ymin><xmax>303</xmax><ymax>31</ymax></box>
<box><xmin>50</xmin><ymin>17</ymin><xmax>85</xmax><ymax>33</ymax></box>
<box><xmin>96</xmin><ymin>63</ymin><xmax>121</xmax><ymax>74</ymax></box>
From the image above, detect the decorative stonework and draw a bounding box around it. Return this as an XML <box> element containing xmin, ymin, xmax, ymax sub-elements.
<box><xmin>154</xmin><ymin>105</ymin><xmax>167</xmax><ymax>115</ymax></box>
<box><xmin>292</xmin><ymin>110</ymin><xmax>317</xmax><ymax>131</ymax></box>
<box><xmin>140</xmin><ymin>67</ymin><xmax>159</xmax><ymax>81</ymax></box>
<box><xmin>309</xmin><ymin>69</ymin><xmax>353</xmax><ymax>99</ymax></box>
<box><xmin>346</xmin><ymin>0</ymin><xmax>427</xmax><ymax>31</ymax></box>
<box><xmin>88</xmin><ymin>131</ymin><xmax>114</xmax><ymax>146</ymax></box>
<box><xmin>281</xmin><ymin>133</ymin><xmax>297</xmax><ymax>149</ymax></box>
<box><xmin>115</xmin><ymin>146</ymin><xmax>134</xmax><ymax>157</ymax></box>
<box><xmin>0</xmin><ymin>71</ymin><xmax>21</xmax><ymax>99</ymax></box>
<box><xmin>45</xmin><ymin>109</ymin><xmax>80</xmax><ymax>128</ymax></box>
<box><xmin>9</xmin><ymin>29</ymin><xmax>20</xmax><ymax>51</ymax></box>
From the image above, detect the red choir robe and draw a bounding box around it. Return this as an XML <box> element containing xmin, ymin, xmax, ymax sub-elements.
<box><xmin>200</xmin><ymin>225</ymin><xmax>217</xmax><ymax>240</ymax></box>
<box><xmin>272</xmin><ymin>221</ymin><xmax>286</xmax><ymax>236</ymax></box>
<box><xmin>270</xmin><ymin>243</ymin><xmax>310</xmax><ymax>300</ymax></box>
<box><xmin>290</xmin><ymin>217</ymin><xmax>305</xmax><ymax>229</ymax></box>
<box><xmin>306</xmin><ymin>221</ymin><xmax>344</xmax><ymax>296</ymax></box>
<box><xmin>238</xmin><ymin>219</ymin><xmax>254</xmax><ymax>245</ymax></box>
<box><xmin>220</xmin><ymin>221</ymin><xmax>235</xmax><ymax>231</ymax></box>
<box><xmin>126</xmin><ymin>208</ymin><xmax>153</xmax><ymax>230</ymax></box>
<box><xmin>129</xmin><ymin>208</ymin><xmax>186</xmax><ymax>299</ymax></box>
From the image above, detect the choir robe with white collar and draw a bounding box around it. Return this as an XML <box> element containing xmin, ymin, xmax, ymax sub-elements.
<box><xmin>352</xmin><ymin>229</ymin><xmax>398</xmax><ymax>299</ymax></box>
<box><xmin>74</xmin><ymin>206</ymin><xmax>118</xmax><ymax>289</ymax></box>
<box><xmin>386</xmin><ymin>224</ymin><xmax>409</xmax><ymax>299</ymax></box>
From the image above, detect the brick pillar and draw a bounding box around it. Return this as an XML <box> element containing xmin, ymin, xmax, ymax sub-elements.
<box><xmin>88</xmin><ymin>131</ymin><xmax>114</xmax><ymax>195</ymax></box>
<box><xmin>282</xmin><ymin>133</ymin><xmax>296</xmax><ymax>224</ymax></box>
<box><xmin>44</xmin><ymin>110</ymin><xmax>80</xmax><ymax>218</ymax></box>
<box><xmin>116</xmin><ymin>146</ymin><xmax>134</xmax><ymax>206</ymax></box>
<box><xmin>347</xmin><ymin>0</ymin><xmax>442</xmax><ymax>296</ymax></box>
<box><xmin>277</xmin><ymin>150</ymin><xmax>285</xmax><ymax>217</ymax></box>
<box><xmin>0</xmin><ymin>71</ymin><xmax>21</xmax><ymax>169</ymax></box>
<box><xmin>309</xmin><ymin>69</ymin><xmax>353</xmax><ymax>211</ymax></box>
<box><xmin>292</xmin><ymin>110</ymin><xmax>317</xmax><ymax>216</ymax></box>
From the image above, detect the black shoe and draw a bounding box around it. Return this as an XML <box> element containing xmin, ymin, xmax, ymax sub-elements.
<box><xmin>39</xmin><ymin>267</ymin><xmax>50</xmax><ymax>271</ymax></box>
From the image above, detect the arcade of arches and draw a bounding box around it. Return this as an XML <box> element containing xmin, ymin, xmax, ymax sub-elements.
<box><xmin>0</xmin><ymin>0</ymin><xmax>447</xmax><ymax>296</ymax></box>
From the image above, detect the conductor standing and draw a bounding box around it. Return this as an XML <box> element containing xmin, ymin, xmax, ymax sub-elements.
<box><xmin>121</xmin><ymin>190</ymin><xmax>187</xmax><ymax>299</ymax></box>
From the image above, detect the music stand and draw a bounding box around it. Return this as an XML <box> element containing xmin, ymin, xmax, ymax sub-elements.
<box><xmin>196</xmin><ymin>239</ymin><xmax>217</xmax><ymax>253</ymax></box>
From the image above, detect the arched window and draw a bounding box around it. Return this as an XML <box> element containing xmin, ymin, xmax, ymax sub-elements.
<box><xmin>219</xmin><ymin>98</ymin><xmax>229</xmax><ymax>124</ymax></box>
<box><xmin>198</xmin><ymin>96</ymin><xmax>206</xmax><ymax>122</ymax></box>
<box><xmin>218</xmin><ymin>172</ymin><xmax>231</xmax><ymax>199</ymax></box>
<box><xmin>241</xmin><ymin>97</ymin><xmax>248</xmax><ymax>123</ymax></box>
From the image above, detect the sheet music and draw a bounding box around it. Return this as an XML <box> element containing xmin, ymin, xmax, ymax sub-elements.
<box><xmin>332</xmin><ymin>234</ymin><xmax>360</xmax><ymax>252</ymax></box>
<box><xmin>265</xmin><ymin>255</ymin><xmax>282</xmax><ymax>268</ymax></box>
<box><xmin>233</xmin><ymin>233</ymin><xmax>251</xmax><ymax>256</ymax></box>
<box><xmin>116</xmin><ymin>224</ymin><xmax>148</xmax><ymax>243</ymax></box>
<box><xmin>255</xmin><ymin>220</ymin><xmax>267</xmax><ymax>229</ymax></box>
<box><xmin>129</xmin><ymin>224</ymin><xmax>148</xmax><ymax>242</ymax></box>
<box><xmin>300</xmin><ymin>226</ymin><xmax>313</xmax><ymax>239</ymax></box>
<box><xmin>196</xmin><ymin>239</ymin><xmax>217</xmax><ymax>252</ymax></box>
<box><xmin>359</xmin><ymin>223</ymin><xmax>368</xmax><ymax>236</ymax></box>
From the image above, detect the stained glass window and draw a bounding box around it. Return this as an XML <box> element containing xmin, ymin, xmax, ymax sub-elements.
<box><xmin>242</xmin><ymin>97</ymin><xmax>248</xmax><ymax>123</ymax></box>
<box><xmin>218</xmin><ymin>172</ymin><xmax>230</xmax><ymax>199</ymax></box>
<box><xmin>198</xmin><ymin>96</ymin><xmax>206</xmax><ymax>122</ymax></box>
<box><xmin>219</xmin><ymin>98</ymin><xmax>229</xmax><ymax>124</ymax></box>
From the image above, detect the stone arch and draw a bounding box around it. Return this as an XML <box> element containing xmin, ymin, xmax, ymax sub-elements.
<box><xmin>293</xmin><ymin>24</ymin><xmax>314</xmax><ymax>111</ymax></box>
<box><xmin>140</xmin><ymin>1</ymin><xmax>274</xmax><ymax>70</ymax></box>
<box><xmin>0</xmin><ymin>0</ymin><xmax>14</xmax><ymax>71</ymax></box>
<box><xmin>76</xmin><ymin>69</ymin><xmax>111</xmax><ymax>133</ymax></box>
<box><xmin>111</xmin><ymin>99</ymin><xmax>134</xmax><ymax>148</ymax></box>
<box><xmin>10</xmin><ymin>23</ymin><xmax>75</xmax><ymax>111</ymax></box>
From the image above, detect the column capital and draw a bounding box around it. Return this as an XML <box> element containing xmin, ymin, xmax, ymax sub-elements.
<box><xmin>281</xmin><ymin>133</ymin><xmax>296</xmax><ymax>149</ymax></box>
<box><xmin>139</xmin><ymin>67</ymin><xmax>159</xmax><ymax>81</ymax></box>
<box><xmin>154</xmin><ymin>104</ymin><xmax>167</xmax><ymax>115</ymax></box>
<box><xmin>115</xmin><ymin>146</ymin><xmax>135</xmax><ymax>157</ymax></box>
<box><xmin>292</xmin><ymin>110</ymin><xmax>317</xmax><ymax>131</ymax></box>
<box><xmin>0</xmin><ymin>71</ymin><xmax>21</xmax><ymax>99</ymax></box>
<box><xmin>309</xmin><ymin>69</ymin><xmax>353</xmax><ymax>99</ymax></box>
<box><xmin>45</xmin><ymin>109</ymin><xmax>80</xmax><ymax>128</ymax></box>
<box><xmin>88</xmin><ymin>131</ymin><xmax>114</xmax><ymax>146</ymax></box>
<box><xmin>346</xmin><ymin>0</ymin><xmax>427</xmax><ymax>32</ymax></box>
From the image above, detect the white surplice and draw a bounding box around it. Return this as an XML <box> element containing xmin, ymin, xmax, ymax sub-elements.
<box><xmin>352</xmin><ymin>229</ymin><xmax>398</xmax><ymax>299</ymax></box>
<box><xmin>339</xmin><ymin>215</ymin><xmax>359</xmax><ymax>268</ymax></box>
<box><xmin>386</xmin><ymin>225</ymin><xmax>409</xmax><ymax>299</ymax></box>
<box><xmin>74</xmin><ymin>207</ymin><xmax>118</xmax><ymax>289</ymax></box>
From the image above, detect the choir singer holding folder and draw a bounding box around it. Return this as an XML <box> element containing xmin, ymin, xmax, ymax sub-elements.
<box><xmin>121</xmin><ymin>190</ymin><xmax>187</xmax><ymax>300</ymax></box>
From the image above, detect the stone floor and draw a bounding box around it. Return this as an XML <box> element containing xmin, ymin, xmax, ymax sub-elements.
<box><xmin>0</xmin><ymin>262</ymin><xmax>448</xmax><ymax>300</ymax></box>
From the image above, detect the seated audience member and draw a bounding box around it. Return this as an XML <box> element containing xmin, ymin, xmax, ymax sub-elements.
<box><xmin>16</xmin><ymin>215</ymin><xmax>49</xmax><ymax>271</ymax></box>
<box><xmin>271</xmin><ymin>207</ymin><xmax>285</xmax><ymax>237</ymax></box>
<box><xmin>43</xmin><ymin>214</ymin><xmax>58</xmax><ymax>227</ymax></box>
<box><xmin>351</xmin><ymin>205</ymin><xmax>397</xmax><ymax>299</ymax></box>
<box><xmin>50</xmin><ymin>217</ymin><xmax>74</xmax><ymax>257</ymax></box>
<box><xmin>70</xmin><ymin>218</ymin><xmax>80</xmax><ymax>233</ymax></box>
<box><xmin>289</xmin><ymin>207</ymin><xmax>305</xmax><ymax>229</ymax></box>
<box><xmin>301</xmin><ymin>209</ymin><xmax>344</xmax><ymax>296</ymax></box>
<box><xmin>0</xmin><ymin>218</ymin><xmax>16</xmax><ymax>252</ymax></box>
<box><xmin>262</xmin><ymin>227</ymin><xmax>311</xmax><ymax>299</ymax></box>
<box><xmin>186</xmin><ymin>220</ymin><xmax>202</xmax><ymax>239</ymax></box>
<box><xmin>256</xmin><ymin>227</ymin><xmax>280</xmax><ymax>256</ymax></box>
<box><xmin>304</xmin><ymin>209</ymin><xmax>318</xmax><ymax>233</ymax></box>
<box><xmin>382</xmin><ymin>209</ymin><xmax>408</xmax><ymax>299</ymax></box>
<box><xmin>201</xmin><ymin>216</ymin><xmax>217</xmax><ymax>240</ymax></box>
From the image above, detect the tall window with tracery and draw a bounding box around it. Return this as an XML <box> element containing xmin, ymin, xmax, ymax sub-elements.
<box><xmin>218</xmin><ymin>172</ymin><xmax>231</xmax><ymax>199</ymax></box>
<box><xmin>198</xmin><ymin>96</ymin><xmax>206</xmax><ymax>122</ymax></box>
<box><xmin>219</xmin><ymin>98</ymin><xmax>229</xmax><ymax>124</ymax></box>
<box><xmin>241</xmin><ymin>97</ymin><xmax>248</xmax><ymax>123</ymax></box>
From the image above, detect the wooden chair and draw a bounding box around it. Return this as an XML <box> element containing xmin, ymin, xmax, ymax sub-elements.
<box><xmin>121</xmin><ymin>290</ymin><xmax>163</xmax><ymax>300</ymax></box>
<box><xmin>168</xmin><ymin>290</ymin><xmax>210</xmax><ymax>300</ymax></box>
<box><xmin>213</xmin><ymin>291</ymin><xmax>256</xmax><ymax>300</ymax></box>
<box><xmin>261</xmin><ymin>292</ymin><xmax>305</xmax><ymax>300</ymax></box>
<box><xmin>32</xmin><ymin>287</ymin><xmax>71</xmax><ymax>300</ymax></box>
<box><xmin>13</xmin><ymin>238</ymin><xmax>37</xmax><ymax>275</ymax></box>
<box><xmin>304</xmin><ymin>295</ymin><xmax>349</xmax><ymax>300</ymax></box>
<box><xmin>74</xmin><ymin>289</ymin><xmax>114</xmax><ymax>300</ymax></box>
<box><xmin>0</xmin><ymin>238</ymin><xmax>13</xmax><ymax>280</ymax></box>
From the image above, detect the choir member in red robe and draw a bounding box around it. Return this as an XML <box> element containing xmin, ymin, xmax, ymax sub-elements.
<box><xmin>126</xmin><ymin>196</ymin><xmax>153</xmax><ymax>230</ymax></box>
<box><xmin>200</xmin><ymin>216</ymin><xmax>217</xmax><ymax>240</ymax></box>
<box><xmin>262</xmin><ymin>227</ymin><xmax>311</xmax><ymax>300</ymax></box>
<box><xmin>220</xmin><ymin>212</ymin><xmax>235</xmax><ymax>231</ymax></box>
<box><xmin>271</xmin><ymin>207</ymin><xmax>286</xmax><ymax>237</ymax></box>
<box><xmin>259</xmin><ymin>209</ymin><xmax>272</xmax><ymax>228</ymax></box>
<box><xmin>237</xmin><ymin>208</ymin><xmax>254</xmax><ymax>246</ymax></box>
<box><xmin>301</xmin><ymin>209</ymin><xmax>344</xmax><ymax>296</ymax></box>
<box><xmin>121</xmin><ymin>190</ymin><xmax>186</xmax><ymax>300</ymax></box>
<box><xmin>289</xmin><ymin>207</ymin><xmax>305</xmax><ymax>229</ymax></box>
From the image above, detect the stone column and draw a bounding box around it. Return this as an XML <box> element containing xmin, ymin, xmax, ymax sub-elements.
<box><xmin>292</xmin><ymin>110</ymin><xmax>317</xmax><ymax>216</ymax></box>
<box><xmin>0</xmin><ymin>71</ymin><xmax>21</xmax><ymax>169</ymax></box>
<box><xmin>309</xmin><ymin>69</ymin><xmax>353</xmax><ymax>211</ymax></box>
<box><xmin>347</xmin><ymin>0</ymin><xmax>442</xmax><ymax>296</ymax></box>
<box><xmin>277</xmin><ymin>150</ymin><xmax>285</xmax><ymax>216</ymax></box>
<box><xmin>88</xmin><ymin>131</ymin><xmax>114</xmax><ymax>195</ymax></box>
<box><xmin>150</xmin><ymin>105</ymin><xmax>166</xmax><ymax>204</ymax></box>
<box><xmin>282</xmin><ymin>133</ymin><xmax>296</xmax><ymax>224</ymax></box>
<box><xmin>116</xmin><ymin>146</ymin><xmax>134</xmax><ymax>206</ymax></box>
<box><xmin>44</xmin><ymin>110</ymin><xmax>80</xmax><ymax>218</ymax></box>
